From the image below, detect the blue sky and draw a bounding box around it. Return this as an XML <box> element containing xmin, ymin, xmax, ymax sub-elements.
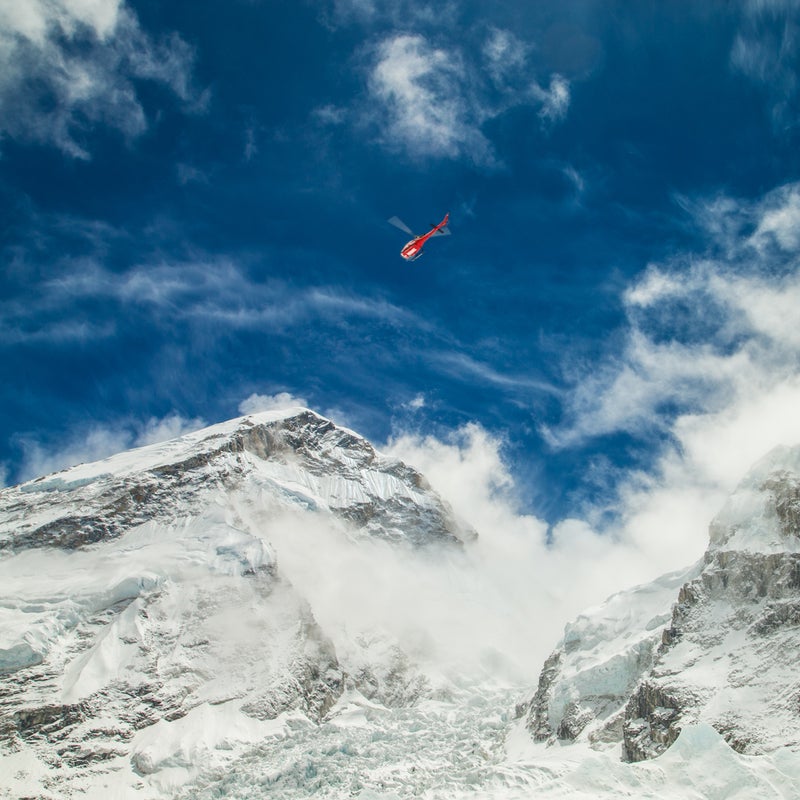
<box><xmin>3</xmin><ymin>0</ymin><xmax>800</xmax><ymax>551</ymax></box>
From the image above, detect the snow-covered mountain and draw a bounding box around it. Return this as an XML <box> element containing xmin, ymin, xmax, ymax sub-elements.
<box><xmin>0</xmin><ymin>408</ymin><xmax>474</xmax><ymax>797</ymax></box>
<box><xmin>2</xmin><ymin>410</ymin><xmax>800</xmax><ymax>799</ymax></box>
<box><xmin>0</xmin><ymin>407</ymin><xmax>470</xmax><ymax>555</ymax></box>
<box><xmin>524</xmin><ymin>444</ymin><xmax>800</xmax><ymax>763</ymax></box>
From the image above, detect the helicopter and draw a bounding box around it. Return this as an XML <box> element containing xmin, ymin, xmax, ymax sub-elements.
<box><xmin>388</xmin><ymin>212</ymin><xmax>450</xmax><ymax>261</ymax></box>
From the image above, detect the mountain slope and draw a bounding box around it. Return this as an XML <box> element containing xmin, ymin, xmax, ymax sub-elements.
<box><xmin>525</xmin><ymin>444</ymin><xmax>800</xmax><ymax>761</ymax></box>
<box><xmin>5</xmin><ymin>411</ymin><xmax>800</xmax><ymax>798</ymax></box>
<box><xmin>0</xmin><ymin>407</ymin><xmax>470</xmax><ymax>554</ymax></box>
<box><xmin>0</xmin><ymin>408</ymin><xmax>472</xmax><ymax>796</ymax></box>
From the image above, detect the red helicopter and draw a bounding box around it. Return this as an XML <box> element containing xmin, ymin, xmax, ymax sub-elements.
<box><xmin>388</xmin><ymin>212</ymin><xmax>450</xmax><ymax>261</ymax></box>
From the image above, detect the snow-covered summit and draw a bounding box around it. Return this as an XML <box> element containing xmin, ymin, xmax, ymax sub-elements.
<box><xmin>0</xmin><ymin>407</ymin><xmax>472</xmax><ymax>552</ymax></box>
<box><xmin>0</xmin><ymin>407</ymin><xmax>475</xmax><ymax>796</ymax></box>
<box><xmin>3</xmin><ymin>415</ymin><xmax>800</xmax><ymax>798</ymax></box>
<box><xmin>709</xmin><ymin>444</ymin><xmax>800</xmax><ymax>553</ymax></box>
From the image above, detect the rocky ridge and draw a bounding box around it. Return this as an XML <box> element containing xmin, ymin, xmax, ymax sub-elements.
<box><xmin>525</xmin><ymin>444</ymin><xmax>800</xmax><ymax>761</ymax></box>
<box><xmin>0</xmin><ymin>408</ymin><xmax>470</xmax><ymax>553</ymax></box>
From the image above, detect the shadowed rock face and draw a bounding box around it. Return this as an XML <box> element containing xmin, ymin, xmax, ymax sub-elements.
<box><xmin>621</xmin><ymin>544</ymin><xmax>800</xmax><ymax>761</ymax></box>
<box><xmin>523</xmin><ymin>565</ymin><xmax>690</xmax><ymax>751</ymax></box>
<box><xmin>621</xmin><ymin>682</ymin><xmax>684</xmax><ymax>762</ymax></box>
<box><xmin>525</xmin><ymin>446</ymin><xmax>800</xmax><ymax>761</ymax></box>
<box><xmin>526</xmin><ymin>651</ymin><xmax>562</xmax><ymax>742</ymax></box>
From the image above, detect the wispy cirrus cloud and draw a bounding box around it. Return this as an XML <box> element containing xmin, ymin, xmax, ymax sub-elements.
<box><xmin>324</xmin><ymin>0</ymin><xmax>457</xmax><ymax>27</ymax></box>
<box><xmin>677</xmin><ymin>182</ymin><xmax>800</xmax><ymax>258</ymax></box>
<box><xmin>533</xmin><ymin>74</ymin><xmax>571</xmax><ymax>125</ymax></box>
<box><xmin>482</xmin><ymin>27</ymin><xmax>528</xmax><ymax>85</ymax></box>
<box><xmin>366</xmin><ymin>33</ymin><xmax>494</xmax><ymax>164</ymax></box>
<box><xmin>0</xmin><ymin>0</ymin><xmax>203</xmax><ymax>158</ymax></box>
<box><xmin>0</xmin><ymin>202</ymin><xmax>441</xmax><ymax>351</ymax></box>
<box><xmin>730</xmin><ymin>0</ymin><xmax>800</xmax><ymax>127</ymax></box>
<box><xmin>359</xmin><ymin>29</ymin><xmax>569</xmax><ymax>165</ymax></box>
<box><xmin>0</xmin><ymin>253</ymin><xmax>427</xmax><ymax>344</ymax></box>
<box><xmin>747</xmin><ymin>186</ymin><xmax>800</xmax><ymax>253</ymax></box>
<box><xmin>432</xmin><ymin>351</ymin><xmax>559</xmax><ymax>396</ymax></box>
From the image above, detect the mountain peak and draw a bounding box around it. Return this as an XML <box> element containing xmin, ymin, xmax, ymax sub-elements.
<box><xmin>0</xmin><ymin>407</ymin><xmax>478</xmax><ymax>793</ymax></box>
<box><xmin>0</xmin><ymin>408</ymin><xmax>473</xmax><ymax>552</ymax></box>
<box><xmin>709</xmin><ymin>444</ymin><xmax>800</xmax><ymax>553</ymax></box>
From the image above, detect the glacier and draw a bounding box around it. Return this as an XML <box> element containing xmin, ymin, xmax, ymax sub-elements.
<box><xmin>1</xmin><ymin>408</ymin><xmax>800</xmax><ymax>799</ymax></box>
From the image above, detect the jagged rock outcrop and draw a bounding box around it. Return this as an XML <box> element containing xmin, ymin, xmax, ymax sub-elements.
<box><xmin>526</xmin><ymin>444</ymin><xmax>800</xmax><ymax>761</ymax></box>
<box><xmin>524</xmin><ymin>566</ymin><xmax>693</xmax><ymax>748</ymax></box>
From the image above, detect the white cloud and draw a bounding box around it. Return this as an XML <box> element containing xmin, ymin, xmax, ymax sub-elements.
<box><xmin>483</xmin><ymin>27</ymin><xmax>528</xmax><ymax>84</ymax></box>
<box><xmin>433</xmin><ymin>351</ymin><xmax>559</xmax><ymax>395</ymax></box>
<box><xmin>678</xmin><ymin>182</ymin><xmax>800</xmax><ymax>260</ymax></box>
<box><xmin>0</xmin><ymin>247</ymin><xmax>431</xmax><ymax>345</ymax></box>
<box><xmin>0</xmin><ymin>317</ymin><xmax>116</xmax><ymax>345</ymax></box>
<box><xmin>533</xmin><ymin>74</ymin><xmax>570</xmax><ymax>124</ymax></box>
<box><xmin>312</xmin><ymin>103</ymin><xmax>347</xmax><ymax>127</ymax></box>
<box><xmin>325</xmin><ymin>0</ymin><xmax>456</xmax><ymax>28</ymax></box>
<box><xmin>135</xmin><ymin>412</ymin><xmax>206</xmax><ymax>447</ymax></box>
<box><xmin>327</xmin><ymin>0</ymin><xmax>378</xmax><ymax>23</ymax></box>
<box><xmin>673</xmin><ymin>378</ymin><xmax>800</xmax><ymax>488</ymax></box>
<box><xmin>531</xmin><ymin>179</ymin><xmax>800</xmax><ymax>581</ymax></box>
<box><xmin>709</xmin><ymin>271</ymin><xmax>800</xmax><ymax>349</ymax></box>
<box><xmin>543</xmin><ymin>329</ymin><xmax>749</xmax><ymax>448</ymax></box>
<box><xmin>0</xmin><ymin>0</ymin><xmax>199</xmax><ymax>158</ymax></box>
<box><xmin>368</xmin><ymin>34</ymin><xmax>493</xmax><ymax>164</ymax></box>
<box><xmin>730</xmin><ymin>1</ymin><xmax>800</xmax><ymax>125</ymax></box>
<box><xmin>624</xmin><ymin>264</ymin><xmax>687</xmax><ymax>307</ymax></box>
<box><xmin>383</xmin><ymin>326</ymin><xmax>800</xmax><ymax>641</ymax></box>
<box><xmin>16</xmin><ymin>425</ymin><xmax>132</xmax><ymax>481</ymax></box>
<box><xmin>405</xmin><ymin>393</ymin><xmax>426</xmax><ymax>411</ymax></box>
<box><xmin>0</xmin><ymin>0</ymin><xmax>120</xmax><ymax>44</ymax></box>
<box><xmin>551</xmin><ymin>183</ymin><xmax>800</xmax><ymax>453</ymax></box>
<box><xmin>382</xmin><ymin>424</ymin><xmax>688</xmax><ymax>673</ymax></box>
<box><xmin>238</xmin><ymin>392</ymin><xmax>308</xmax><ymax>415</ymax></box>
<box><xmin>365</xmin><ymin>31</ymin><xmax>570</xmax><ymax>165</ymax></box>
<box><xmin>748</xmin><ymin>185</ymin><xmax>800</xmax><ymax>252</ymax></box>
<box><xmin>243</xmin><ymin>126</ymin><xmax>258</xmax><ymax>161</ymax></box>
<box><xmin>562</xmin><ymin>164</ymin><xmax>585</xmax><ymax>195</ymax></box>
<box><xmin>176</xmin><ymin>163</ymin><xmax>209</xmax><ymax>186</ymax></box>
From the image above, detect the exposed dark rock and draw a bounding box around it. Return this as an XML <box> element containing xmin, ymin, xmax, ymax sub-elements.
<box><xmin>349</xmin><ymin>646</ymin><xmax>431</xmax><ymax>708</ymax></box>
<box><xmin>556</xmin><ymin>702</ymin><xmax>596</xmax><ymax>741</ymax></box>
<box><xmin>620</xmin><ymin>553</ymin><xmax>800</xmax><ymax>759</ymax></box>
<box><xmin>13</xmin><ymin>703</ymin><xmax>88</xmax><ymax>743</ymax></box>
<box><xmin>524</xmin><ymin>650</ymin><xmax>562</xmax><ymax>742</ymax></box>
<box><xmin>762</xmin><ymin>472</ymin><xmax>800</xmax><ymax>539</ymax></box>
<box><xmin>750</xmin><ymin>600</ymin><xmax>800</xmax><ymax>635</ymax></box>
<box><xmin>622</xmin><ymin>682</ymin><xmax>684</xmax><ymax>762</ymax></box>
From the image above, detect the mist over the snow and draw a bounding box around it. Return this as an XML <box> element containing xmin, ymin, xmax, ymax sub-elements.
<box><xmin>5</xmin><ymin>185</ymin><xmax>800</xmax><ymax>681</ymax></box>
